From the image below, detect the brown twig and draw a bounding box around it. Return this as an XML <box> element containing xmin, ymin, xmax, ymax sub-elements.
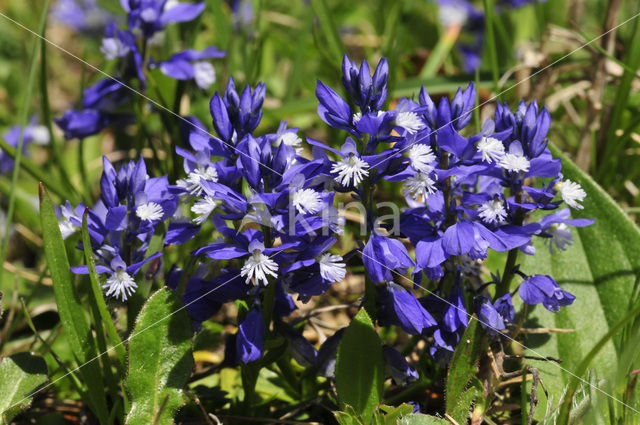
<box><xmin>185</xmin><ymin>389</ymin><xmax>215</xmax><ymax>425</ymax></box>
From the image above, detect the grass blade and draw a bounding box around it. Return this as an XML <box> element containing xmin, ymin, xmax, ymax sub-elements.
<box><xmin>309</xmin><ymin>0</ymin><xmax>346</xmax><ymax>63</ymax></box>
<box><xmin>38</xmin><ymin>24</ymin><xmax>80</xmax><ymax>203</ymax></box>
<box><xmin>482</xmin><ymin>0</ymin><xmax>500</xmax><ymax>95</ymax></box>
<box><xmin>598</xmin><ymin>14</ymin><xmax>640</xmax><ymax>183</ymax></box>
<box><xmin>0</xmin><ymin>0</ymin><xmax>49</xmax><ymax>299</ymax></box>
<box><xmin>419</xmin><ymin>25</ymin><xmax>461</xmax><ymax>79</ymax></box>
<box><xmin>0</xmin><ymin>137</ymin><xmax>72</xmax><ymax>201</ymax></box>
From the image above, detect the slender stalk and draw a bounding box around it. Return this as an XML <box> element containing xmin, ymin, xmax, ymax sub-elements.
<box><xmin>0</xmin><ymin>0</ymin><xmax>49</xmax><ymax>291</ymax></box>
<box><xmin>39</xmin><ymin>28</ymin><xmax>79</xmax><ymax>201</ymax></box>
<box><xmin>482</xmin><ymin>0</ymin><xmax>500</xmax><ymax>96</ymax></box>
<box><xmin>496</xmin><ymin>191</ymin><xmax>524</xmax><ymax>298</ymax></box>
<box><xmin>78</xmin><ymin>138</ymin><xmax>92</xmax><ymax>199</ymax></box>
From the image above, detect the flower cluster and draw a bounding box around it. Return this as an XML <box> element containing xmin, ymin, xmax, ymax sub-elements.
<box><xmin>311</xmin><ymin>54</ymin><xmax>591</xmax><ymax>361</ymax></box>
<box><xmin>164</xmin><ymin>78</ymin><xmax>349</xmax><ymax>364</ymax></box>
<box><xmin>54</xmin><ymin>0</ymin><xmax>224</xmax><ymax>140</ymax></box>
<box><xmin>63</xmin><ymin>156</ymin><xmax>178</xmax><ymax>300</ymax></box>
<box><xmin>58</xmin><ymin>52</ymin><xmax>590</xmax><ymax>375</ymax></box>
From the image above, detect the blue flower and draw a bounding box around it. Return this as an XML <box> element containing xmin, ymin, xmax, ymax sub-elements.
<box><xmin>383</xmin><ymin>346</ymin><xmax>418</xmax><ymax>385</ymax></box>
<box><xmin>83</xmin><ymin>79</ymin><xmax>130</xmax><ymax>111</ymax></box>
<box><xmin>341</xmin><ymin>54</ymin><xmax>389</xmax><ymax>113</ymax></box>
<box><xmin>419</xmin><ymin>82</ymin><xmax>475</xmax><ymax>131</ymax></box>
<box><xmin>122</xmin><ymin>0</ymin><xmax>205</xmax><ymax>37</ymax></box>
<box><xmin>154</xmin><ymin>46</ymin><xmax>226</xmax><ymax>89</ymax></box>
<box><xmin>476</xmin><ymin>293</ymin><xmax>514</xmax><ymax>336</ymax></box>
<box><xmin>194</xmin><ymin>231</ymin><xmax>280</xmax><ymax>287</ymax></box>
<box><xmin>1</xmin><ymin>120</ymin><xmax>49</xmax><ymax>174</ymax></box>
<box><xmin>315</xmin><ymin>80</ymin><xmax>354</xmax><ymax>133</ymax></box>
<box><xmin>519</xmin><ymin>274</ymin><xmax>575</xmax><ymax>312</ymax></box>
<box><xmin>209</xmin><ymin>78</ymin><xmax>265</xmax><ymax>144</ymax></box>
<box><xmin>538</xmin><ymin>208</ymin><xmax>594</xmax><ymax>253</ymax></box>
<box><xmin>51</xmin><ymin>0</ymin><xmax>117</xmax><ymax>34</ymax></box>
<box><xmin>362</xmin><ymin>234</ymin><xmax>414</xmax><ymax>283</ymax></box>
<box><xmin>54</xmin><ymin>109</ymin><xmax>108</xmax><ymax>140</ymax></box>
<box><xmin>378</xmin><ymin>282</ymin><xmax>437</xmax><ymax>335</ymax></box>
<box><xmin>166</xmin><ymin>266</ymin><xmax>250</xmax><ymax>328</ymax></box>
<box><xmin>71</xmin><ymin>253</ymin><xmax>161</xmax><ymax>301</ymax></box>
<box><xmin>236</xmin><ymin>307</ymin><xmax>265</xmax><ymax>363</ymax></box>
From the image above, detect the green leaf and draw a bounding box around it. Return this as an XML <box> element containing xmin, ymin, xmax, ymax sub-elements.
<box><xmin>448</xmin><ymin>386</ymin><xmax>479</xmax><ymax>425</ymax></box>
<box><xmin>39</xmin><ymin>184</ymin><xmax>109</xmax><ymax>423</ymax></box>
<box><xmin>125</xmin><ymin>288</ymin><xmax>194</xmax><ymax>425</ymax></box>
<box><xmin>445</xmin><ymin>317</ymin><xmax>484</xmax><ymax>419</ymax></box>
<box><xmin>335</xmin><ymin>308</ymin><xmax>385</xmax><ymax>423</ymax></box>
<box><xmin>334</xmin><ymin>405</ymin><xmax>366</xmax><ymax>425</ymax></box>
<box><xmin>397</xmin><ymin>414</ymin><xmax>449</xmax><ymax>425</ymax></box>
<box><xmin>377</xmin><ymin>403</ymin><xmax>416</xmax><ymax>424</ymax></box>
<box><xmin>520</xmin><ymin>145</ymin><xmax>640</xmax><ymax>419</ymax></box>
<box><xmin>0</xmin><ymin>352</ymin><xmax>48</xmax><ymax>423</ymax></box>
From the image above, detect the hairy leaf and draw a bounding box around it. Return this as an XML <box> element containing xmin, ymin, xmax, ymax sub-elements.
<box><xmin>445</xmin><ymin>317</ymin><xmax>483</xmax><ymax>420</ymax></box>
<box><xmin>520</xmin><ymin>145</ymin><xmax>640</xmax><ymax>419</ymax></box>
<box><xmin>126</xmin><ymin>288</ymin><xmax>194</xmax><ymax>425</ymax></box>
<box><xmin>0</xmin><ymin>352</ymin><xmax>48</xmax><ymax>423</ymax></box>
<box><xmin>335</xmin><ymin>308</ymin><xmax>384</xmax><ymax>423</ymax></box>
<box><xmin>397</xmin><ymin>414</ymin><xmax>449</xmax><ymax>425</ymax></box>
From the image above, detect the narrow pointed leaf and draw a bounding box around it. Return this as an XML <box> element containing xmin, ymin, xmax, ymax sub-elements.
<box><xmin>39</xmin><ymin>184</ymin><xmax>109</xmax><ymax>422</ymax></box>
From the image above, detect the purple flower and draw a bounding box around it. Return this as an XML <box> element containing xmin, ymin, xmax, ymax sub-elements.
<box><xmin>419</xmin><ymin>82</ymin><xmax>475</xmax><ymax>131</ymax></box>
<box><xmin>155</xmin><ymin>46</ymin><xmax>226</xmax><ymax>89</ymax></box>
<box><xmin>167</xmin><ymin>266</ymin><xmax>250</xmax><ymax>328</ymax></box>
<box><xmin>194</xmin><ymin>232</ymin><xmax>280</xmax><ymax>287</ymax></box>
<box><xmin>362</xmin><ymin>234</ymin><xmax>414</xmax><ymax>283</ymax></box>
<box><xmin>383</xmin><ymin>346</ymin><xmax>418</xmax><ymax>385</ymax></box>
<box><xmin>54</xmin><ymin>109</ymin><xmax>108</xmax><ymax>140</ymax></box>
<box><xmin>315</xmin><ymin>80</ymin><xmax>354</xmax><ymax>133</ymax></box>
<box><xmin>83</xmin><ymin>78</ymin><xmax>129</xmax><ymax>111</ymax></box>
<box><xmin>518</xmin><ymin>274</ymin><xmax>575</xmax><ymax>312</ymax></box>
<box><xmin>51</xmin><ymin>0</ymin><xmax>117</xmax><ymax>34</ymax></box>
<box><xmin>122</xmin><ymin>0</ymin><xmax>205</xmax><ymax>36</ymax></box>
<box><xmin>71</xmin><ymin>253</ymin><xmax>161</xmax><ymax>301</ymax></box>
<box><xmin>1</xmin><ymin>120</ymin><xmax>49</xmax><ymax>174</ymax></box>
<box><xmin>236</xmin><ymin>307</ymin><xmax>265</xmax><ymax>363</ymax></box>
<box><xmin>341</xmin><ymin>54</ymin><xmax>389</xmax><ymax>112</ymax></box>
<box><xmin>378</xmin><ymin>282</ymin><xmax>437</xmax><ymax>335</ymax></box>
<box><xmin>209</xmin><ymin>78</ymin><xmax>265</xmax><ymax>143</ymax></box>
<box><xmin>476</xmin><ymin>293</ymin><xmax>514</xmax><ymax>336</ymax></box>
<box><xmin>231</xmin><ymin>0</ymin><xmax>254</xmax><ymax>31</ymax></box>
<box><xmin>538</xmin><ymin>208</ymin><xmax>594</xmax><ymax>253</ymax></box>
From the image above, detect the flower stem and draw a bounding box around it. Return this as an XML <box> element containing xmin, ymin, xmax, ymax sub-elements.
<box><xmin>497</xmin><ymin>191</ymin><xmax>525</xmax><ymax>298</ymax></box>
